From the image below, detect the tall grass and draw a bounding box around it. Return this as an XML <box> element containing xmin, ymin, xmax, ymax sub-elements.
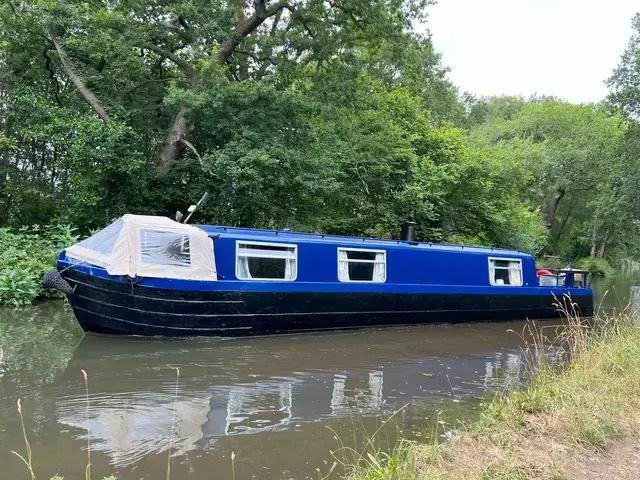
<box><xmin>349</xmin><ymin>300</ymin><xmax>640</xmax><ymax>479</ymax></box>
<box><xmin>476</xmin><ymin>298</ymin><xmax>640</xmax><ymax>442</ymax></box>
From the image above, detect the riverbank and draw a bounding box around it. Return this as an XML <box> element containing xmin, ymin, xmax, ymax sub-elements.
<box><xmin>349</xmin><ymin>306</ymin><xmax>640</xmax><ymax>479</ymax></box>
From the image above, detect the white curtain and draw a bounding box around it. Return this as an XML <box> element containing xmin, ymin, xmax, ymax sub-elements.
<box><xmin>284</xmin><ymin>257</ymin><xmax>296</xmax><ymax>280</ymax></box>
<box><xmin>237</xmin><ymin>256</ymin><xmax>252</xmax><ymax>279</ymax></box>
<box><xmin>508</xmin><ymin>261</ymin><xmax>522</xmax><ymax>286</ymax></box>
<box><xmin>338</xmin><ymin>250</ymin><xmax>349</xmax><ymax>282</ymax></box>
<box><xmin>373</xmin><ymin>252</ymin><xmax>386</xmax><ymax>282</ymax></box>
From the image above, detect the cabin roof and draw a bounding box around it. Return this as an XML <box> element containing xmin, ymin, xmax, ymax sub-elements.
<box><xmin>197</xmin><ymin>225</ymin><xmax>529</xmax><ymax>257</ymax></box>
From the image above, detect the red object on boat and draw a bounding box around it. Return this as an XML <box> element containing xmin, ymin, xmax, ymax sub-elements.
<box><xmin>536</xmin><ymin>269</ymin><xmax>552</xmax><ymax>276</ymax></box>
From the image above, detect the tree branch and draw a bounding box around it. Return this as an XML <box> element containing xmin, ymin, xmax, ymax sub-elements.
<box><xmin>233</xmin><ymin>49</ymin><xmax>277</xmax><ymax>65</ymax></box>
<box><xmin>164</xmin><ymin>15</ymin><xmax>196</xmax><ymax>43</ymax></box>
<box><xmin>283</xmin><ymin>3</ymin><xmax>315</xmax><ymax>38</ymax></box>
<box><xmin>217</xmin><ymin>0</ymin><xmax>292</xmax><ymax>65</ymax></box>
<box><xmin>142</xmin><ymin>44</ymin><xmax>198</xmax><ymax>83</ymax></box>
<box><xmin>120</xmin><ymin>77</ymin><xmax>190</xmax><ymax>97</ymax></box>
<box><xmin>49</xmin><ymin>34</ymin><xmax>110</xmax><ymax>122</ymax></box>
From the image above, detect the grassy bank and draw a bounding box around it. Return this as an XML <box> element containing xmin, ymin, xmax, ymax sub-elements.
<box><xmin>348</xmin><ymin>305</ymin><xmax>640</xmax><ymax>479</ymax></box>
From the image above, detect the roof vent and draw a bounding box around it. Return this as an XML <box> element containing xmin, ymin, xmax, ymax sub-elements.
<box><xmin>401</xmin><ymin>221</ymin><xmax>417</xmax><ymax>242</ymax></box>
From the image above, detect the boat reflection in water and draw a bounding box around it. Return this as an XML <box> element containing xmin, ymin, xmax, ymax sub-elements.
<box><xmin>55</xmin><ymin>324</ymin><xmax>531</xmax><ymax>471</ymax></box>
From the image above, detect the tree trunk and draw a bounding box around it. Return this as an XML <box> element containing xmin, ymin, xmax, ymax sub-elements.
<box><xmin>0</xmin><ymin>108</ymin><xmax>10</xmax><ymax>226</ymax></box>
<box><xmin>542</xmin><ymin>187</ymin><xmax>565</xmax><ymax>230</ymax></box>
<box><xmin>157</xmin><ymin>106</ymin><xmax>194</xmax><ymax>172</ymax></box>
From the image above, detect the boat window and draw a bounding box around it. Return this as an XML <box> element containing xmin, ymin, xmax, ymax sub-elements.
<box><xmin>236</xmin><ymin>242</ymin><xmax>297</xmax><ymax>281</ymax></box>
<box><xmin>489</xmin><ymin>258</ymin><xmax>523</xmax><ymax>286</ymax></box>
<box><xmin>140</xmin><ymin>229</ymin><xmax>191</xmax><ymax>267</ymax></box>
<box><xmin>338</xmin><ymin>248</ymin><xmax>386</xmax><ymax>283</ymax></box>
<box><xmin>76</xmin><ymin>219</ymin><xmax>123</xmax><ymax>255</ymax></box>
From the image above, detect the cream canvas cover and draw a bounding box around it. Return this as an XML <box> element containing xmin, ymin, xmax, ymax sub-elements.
<box><xmin>65</xmin><ymin>215</ymin><xmax>217</xmax><ymax>280</ymax></box>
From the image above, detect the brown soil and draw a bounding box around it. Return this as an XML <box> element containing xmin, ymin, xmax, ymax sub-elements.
<box><xmin>414</xmin><ymin>415</ymin><xmax>640</xmax><ymax>479</ymax></box>
<box><xmin>564</xmin><ymin>437</ymin><xmax>640</xmax><ymax>480</ymax></box>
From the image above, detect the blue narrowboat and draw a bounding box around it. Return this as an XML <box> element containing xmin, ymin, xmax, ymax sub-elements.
<box><xmin>47</xmin><ymin>214</ymin><xmax>594</xmax><ymax>337</ymax></box>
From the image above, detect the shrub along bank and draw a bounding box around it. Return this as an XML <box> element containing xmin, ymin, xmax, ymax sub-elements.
<box><xmin>0</xmin><ymin>225</ymin><xmax>78</xmax><ymax>306</ymax></box>
<box><xmin>348</xmin><ymin>308</ymin><xmax>640</xmax><ymax>480</ymax></box>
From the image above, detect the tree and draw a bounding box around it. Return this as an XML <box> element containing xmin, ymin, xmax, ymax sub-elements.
<box><xmin>469</xmin><ymin>98</ymin><xmax>626</xmax><ymax>258</ymax></box>
<box><xmin>0</xmin><ymin>0</ymin><xmax>464</xmax><ymax>232</ymax></box>
<box><xmin>608</xmin><ymin>13</ymin><xmax>640</xmax><ymax>118</ymax></box>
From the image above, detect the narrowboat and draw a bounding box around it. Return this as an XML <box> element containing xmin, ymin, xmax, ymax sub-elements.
<box><xmin>45</xmin><ymin>214</ymin><xmax>594</xmax><ymax>337</ymax></box>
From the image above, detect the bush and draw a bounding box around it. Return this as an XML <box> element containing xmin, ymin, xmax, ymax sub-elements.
<box><xmin>535</xmin><ymin>256</ymin><xmax>569</xmax><ymax>270</ymax></box>
<box><xmin>577</xmin><ymin>257</ymin><xmax>614</xmax><ymax>277</ymax></box>
<box><xmin>0</xmin><ymin>224</ymin><xmax>78</xmax><ymax>306</ymax></box>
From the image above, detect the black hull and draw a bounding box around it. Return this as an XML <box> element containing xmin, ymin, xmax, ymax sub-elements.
<box><xmin>62</xmin><ymin>269</ymin><xmax>595</xmax><ymax>337</ymax></box>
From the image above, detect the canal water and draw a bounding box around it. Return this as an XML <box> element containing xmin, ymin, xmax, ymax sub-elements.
<box><xmin>0</xmin><ymin>277</ymin><xmax>634</xmax><ymax>480</ymax></box>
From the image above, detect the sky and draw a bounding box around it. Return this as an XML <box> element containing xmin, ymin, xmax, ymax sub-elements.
<box><xmin>426</xmin><ymin>0</ymin><xmax>639</xmax><ymax>104</ymax></box>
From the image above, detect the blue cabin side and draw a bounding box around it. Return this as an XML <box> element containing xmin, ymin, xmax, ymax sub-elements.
<box><xmin>201</xmin><ymin>226</ymin><xmax>541</xmax><ymax>291</ymax></box>
<box><xmin>57</xmin><ymin>222</ymin><xmax>591</xmax><ymax>298</ymax></box>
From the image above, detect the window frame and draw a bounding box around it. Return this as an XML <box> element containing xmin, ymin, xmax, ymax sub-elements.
<box><xmin>337</xmin><ymin>247</ymin><xmax>387</xmax><ymax>283</ymax></box>
<box><xmin>488</xmin><ymin>257</ymin><xmax>523</xmax><ymax>287</ymax></box>
<box><xmin>235</xmin><ymin>240</ymin><xmax>298</xmax><ymax>281</ymax></box>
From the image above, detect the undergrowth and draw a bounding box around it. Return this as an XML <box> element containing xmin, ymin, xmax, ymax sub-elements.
<box><xmin>0</xmin><ymin>224</ymin><xmax>78</xmax><ymax>306</ymax></box>
<box><xmin>347</xmin><ymin>300</ymin><xmax>640</xmax><ymax>479</ymax></box>
<box><xmin>576</xmin><ymin>257</ymin><xmax>613</xmax><ymax>277</ymax></box>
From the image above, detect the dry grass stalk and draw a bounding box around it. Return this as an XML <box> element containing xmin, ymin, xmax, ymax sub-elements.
<box><xmin>231</xmin><ymin>451</ymin><xmax>236</xmax><ymax>480</ymax></box>
<box><xmin>12</xmin><ymin>398</ymin><xmax>36</xmax><ymax>480</ymax></box>
<box><xmin>82</xmin><ymin>369</ymin><xmax>91</xmax><ymax>480</ymax></box>
<box><xmin>166</xmin><ymin>367</ymin><xmax>180</xmax><ymax>480</ymax></box>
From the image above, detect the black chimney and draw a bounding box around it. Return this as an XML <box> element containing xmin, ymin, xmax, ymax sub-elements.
<box><xmin>401</xmin><ymin>221</ymin><xmax>417</xmax><ymax>241</ymax></box>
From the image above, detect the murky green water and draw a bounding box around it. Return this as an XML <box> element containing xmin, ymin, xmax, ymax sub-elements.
<box><xmin>0</xmin><ymin>278</ymin><xmax>632</xmax><ymax>479</ymax></box>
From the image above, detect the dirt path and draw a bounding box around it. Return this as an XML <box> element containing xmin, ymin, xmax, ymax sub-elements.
<box><xmin>564</xmin><ymin>437</ymin><xmax>640</xmax><ymax>480</ymax></box>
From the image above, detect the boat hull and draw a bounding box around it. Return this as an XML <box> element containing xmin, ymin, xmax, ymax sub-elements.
<box><xmin>61</xmin><ymin>269</ymin><xmax>595</xmax><ymax>337</ymax></box>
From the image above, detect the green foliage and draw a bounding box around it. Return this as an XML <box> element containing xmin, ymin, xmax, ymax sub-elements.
<box><xmin>0</xmin><ymin>2</ymin><xmax>639</xmax><ymax>270</ymax></box>
<box><xmin>346</xmin><ymin>441</ymin><xmax>419</xmax><ymax>480</ymax></box>
<box><xmin>0</xmin><ymin>224</ymin><xmax>78</xmax><ymax>306</ymax></box>
<box><xmin>576</xmin><ymin>257</ymin><xmax>613</xmax><ymax>277</ymax></box>
<box><xmin>0</xmin><ymin>0</ymin><xmax>559</xmax><ymax>257</ymax></box>
<box><xmin>467</xmin><ymin>97</ymin><xmax>631</xmax><ymax>259</ymax></box>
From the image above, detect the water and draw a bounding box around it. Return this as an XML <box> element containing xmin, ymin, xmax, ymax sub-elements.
<box><xmin>0</xmin><ymin>279</ymin><xmax>631</xmax><ymax>480</ymax></box>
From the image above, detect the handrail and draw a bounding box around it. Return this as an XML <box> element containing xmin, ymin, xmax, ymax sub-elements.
<box><xmin>540</xmin><ymin>268</ymin><xmax>590</xmax><ymax>275</ymax></box>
